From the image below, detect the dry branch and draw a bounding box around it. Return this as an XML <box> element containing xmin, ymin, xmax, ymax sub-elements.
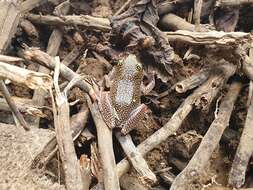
<box><xmin>23</xmin><ymin>48</ymin><xmax>95</xmax><ymax>99</ymax></box>
<box><xmin>20</xmin><ymin>19</ymin><xmax>39</xmax><ymax>39</ymax></box>
<box><xmin>87</xmin><ymin>96</ymin><xmax>120</xmax><ymax>190</ymax></box>
<box><xmin>157</xmin><ymin>0</ymin><xmax>193</xmax><ymax>15</ymax></box>
<box><xmin>170</xmin><ymin>82</ymin><xmax>242</xmax><ymax>190</ymax></box>
<box><xmin>0</xmin><ymin>0</ymin><xmax>21</xmax><ymax>52</ymax></box>
<box><xmin>228</xmin><ymin>83</ymin><xmax>253</xmax><ymax>187</ymax></box>
<box><xmin>61</xmin><ymin>45</ymin><xmax>82</xmax><ymax>66</ymax></box>
<box><xmin>120</xmin><ymin>174</ymin><xmax>149</xmax><ymax>190</ymax></box>
<box><xmin>79</xmin><ymin>155</ymin><xmax>92</xmax><ymax>190</ymax></box>
<box><xmin>115</xmin><ymin>132</ymin><xmax>157</xmax><ymax>184</ymax></box>
<box><xmin>20</xmin><ymin>0</ymin><xmax>58</xmax><ymax>13</ymax></box>
<box><xmin>0</xmin><ymin>54</ymin><xmax>24</xmax><ymax>62</ymax></box>
<box><xmin>0</xmin><ymin>61</ymin><xmax>52</xmax><ymax>90</ymax></box>
<box><xmin>26</xmin><ymin>14</ymin><xmax>111</xmax><ymax>32</ymax></box>
<box><xmin>165</xmin><ymin>30</ymin><xmax>252</xmax><ymax>45</ymax></box>
<box><xmin>0</xmin><ymin>81</ymin><xmax>29</xmax><ymax>130</ymax></box>
<box><xmin>0</xmin><ymin>97</ymin><xmax>33</xmax><ymax>112</ymax></box>
<box><xmin>206</xmin><ymin>187</ymin><xmax>253</xmax><ymax>190</ymax></box>
<box><xmin>216</xmin><ymin>0</ymin><xmax>253</xmax><ymax>7</ymax></box>
<box><xmin>193</xmin><ymin>0</ymin><xmax>203</xmax><ymax>31</ymax></box>
<box><xmin>160</xmin><ymin>13</ymin><xmax>196</xmax><ymax>32</ymax></box>
<box><xmin>52</xmin><ymin>58</ymin><xmax>83</xmax><ymax>190</ymax></box>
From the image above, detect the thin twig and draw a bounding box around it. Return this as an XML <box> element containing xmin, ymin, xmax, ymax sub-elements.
<box><xmin>0</xmin><ymin>80</ymin><xmax>29</xmax><ymax>130</ymax></box>
<box><xmin>114</xmin><ymin>0</ymin><xmax>133</xmax><ymax>16</ymax></box>
<box><xmin>31</xmin><ymin>104</ymin><xmax>89</xmax><ymax>170</ymax></box>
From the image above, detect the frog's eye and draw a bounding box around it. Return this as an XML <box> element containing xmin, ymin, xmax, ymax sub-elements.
<box><xmin>118</xmin><ymin>60</ymin><xmax>123</xmax><ymax>66</ymax></box>
<box><xmin>136</xmin><ymin>64</ymin><xmax>142</xmax><ymax>71</ymax></box>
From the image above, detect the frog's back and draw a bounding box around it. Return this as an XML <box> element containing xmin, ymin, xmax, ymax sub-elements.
<box><xmin>110</xmin><ymin>54</ymin><xmax>143</xmax><ymax>121</ymax></box>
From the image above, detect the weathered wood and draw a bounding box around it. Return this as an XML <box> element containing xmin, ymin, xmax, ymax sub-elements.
<box><xmin>228</xmin><ymin>79</ymin><xmax>253</xmax><ymax>188</ymax></box>
<box><xmin>115</xmin><ymin>132</ymin><xmax>156</xmax><ymax>184</ymax></box>
<box><xmin>26</xmin><ymin>14</ymin><xmax>111</xmax><ymax>32</ymax></box>
<box><xmin>175</xmin><ymin>69</ymin><xmax>210</xmax><ymax>93</ymax></box>
<box><xmin>165</xmin><ymin>30</ymin><xmax>251</xmax><ymax>45</ymax></box>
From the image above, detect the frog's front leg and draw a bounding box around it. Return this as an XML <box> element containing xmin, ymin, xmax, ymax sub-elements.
<box><xmin>141</xmin><ymin>71</ymin><xmax>155</xmax><ymax>95</ymax></box>
<box><xmin>104</xmin><ymin>67</ymin><xmax>115</xmax><ymax>88</ymax></box>
<box><xmin>97</xmin><ymin>91</ymin><xmax>116</xmax><ymax>129</ymax></box>
<box><xmin>120</xmin><ymin>104</ymin><xmax>148</xmax><ymax>135</ymax></box>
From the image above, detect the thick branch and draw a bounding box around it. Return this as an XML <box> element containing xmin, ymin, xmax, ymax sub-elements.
<box><xmin>0</xmin><ymin>61</ymin><xmax>52</xmax><ymax>90</ymax></box>
<box><xmin>165</xmin><ymin>30</ymin><xmax>252</xmax><ymax>45</ymax></box>
<box><xmin>26</xmin><ymin>14</ymin><xmax>111</xmax><ymax>32</ymax></box>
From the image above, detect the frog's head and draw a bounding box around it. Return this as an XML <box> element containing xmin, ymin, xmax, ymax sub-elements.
<box><xmin>117</xmin><ymin>54</ymin><xmax>142</xmax><ymax>79</ymax></box>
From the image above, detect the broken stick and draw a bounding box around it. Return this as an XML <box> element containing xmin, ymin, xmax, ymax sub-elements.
<box><xmin>87</xmin><ymin>96</ymin><xmax>120</xmax><ymax>190</ymax></box>
<box><xmin>175</xmin><ymin>69</ymin><xmax>210</xmax><ymax>93</ymax></box>
<box><xmin>0</xmin><ymin>61</ymin><xmax>52</xmax><ymax>90</ymax></box>
<box><xmin>115</xmin><ymin>132</ymin><xmax>157</xmax><ymax>184</ymax></box>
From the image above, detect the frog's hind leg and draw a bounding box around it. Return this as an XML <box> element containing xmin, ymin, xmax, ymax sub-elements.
<box><xmin>97</xmin><ymin>92</ymin><xmax>116</xmax><ymax>129</ymax></box>
<box><xmin>121</xmin><ymin>104</ymin><xmax>148</xmax><ymax>135</ymax></box>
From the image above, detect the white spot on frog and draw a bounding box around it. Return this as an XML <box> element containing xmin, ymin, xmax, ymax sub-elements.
<box><xmin>115</xmin><ymin>79</ymin><xmax>134</xmax><ymax>105</ymax></box>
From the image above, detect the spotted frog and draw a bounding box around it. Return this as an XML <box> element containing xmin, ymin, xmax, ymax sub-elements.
<box><xmin>98</xmin><ymin>54</ymin><xmax>150</xmax><ymax>135</ymax></box>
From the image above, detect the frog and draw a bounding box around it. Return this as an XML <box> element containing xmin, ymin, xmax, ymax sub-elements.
<box><xmin>97</xmin><ymin>54</ymin><xmax>154</xmax><ymax>135</ymax></box>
